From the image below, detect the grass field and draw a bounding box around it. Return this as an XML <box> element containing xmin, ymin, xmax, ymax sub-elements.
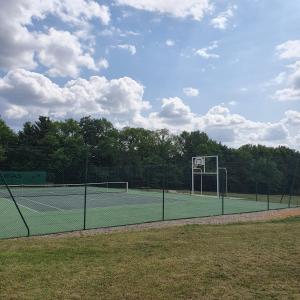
<box><xmin>0</xmin><ymin>217</ymin><xmax>300</xmax><ymax>299</ymax></box>
<box><xmin>0</xmin><ymin>187</ymin><xmax>299</xmax><ymax>239</ymax></box>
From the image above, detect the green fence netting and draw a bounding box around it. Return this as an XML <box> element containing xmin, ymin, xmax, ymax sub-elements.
<box><xmin>0</xmin><ymin>146</ymin><xmax>299</xmax><ymax>239</ymax></box>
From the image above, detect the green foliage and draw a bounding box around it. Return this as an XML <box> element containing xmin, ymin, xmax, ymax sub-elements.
<box><xmin>0</xmin><ymin>116</ymin><xmax>299</xmax><ymax>193</ymax></box>
<box><xmin>0</xmin><ymin>118</ymin><xmax>17</xmax><ymax>162</ymax></box>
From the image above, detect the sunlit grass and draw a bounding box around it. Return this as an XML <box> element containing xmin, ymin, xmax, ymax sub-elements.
<box><xmin>0</xmin><ymin>217</ymin><xmax>299</xmax><ymax>299</ymax></box>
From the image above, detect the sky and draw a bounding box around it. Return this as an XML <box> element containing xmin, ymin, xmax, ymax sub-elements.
<box><xmin>0</xmin><ymin>0</ymin><xmax>300</xmax><ymax>150</ymax></box>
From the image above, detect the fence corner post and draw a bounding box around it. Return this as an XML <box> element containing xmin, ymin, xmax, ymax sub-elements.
<box><xmin>162</xmin><ymin>165</ymin><xmax>165</xmax><ymax>221</ymax></box>
<box><xmin>0</xmin><ymin>172</ymin><xmax>30</xmax><ymax>237</ymax></box>
<box><xmin>83</xmin><ymin>146</ymin><xmax>89</xmax><ymax>230</ymax></box>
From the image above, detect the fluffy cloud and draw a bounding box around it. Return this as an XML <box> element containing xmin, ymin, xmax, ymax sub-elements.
<box><xmin>116</xmin><ymin>0</ymin><xmax>213</xmax><ymax>21</ymax></box>
<box><xmin>37</xmin><ymin>28</ymin><xmax>98</xmax><ymax>78</ymax></box>
<box><xmin>210</xmin><ymin>5</ymin><xmax>237</xmax><ymax>30</ymax></box>
<box><xmin>0</xmin><ymin>69</ymin><xmax>150</xmax><ymax>123</ymax></box>
<box><xmin>272</xmin><ymin>40</ymin><xmax>300</xmax><ymax>101</ymax></box>
<box><xmin>98</xmin><ymin>59</ymin><xmax>109</xmax><ymax>70</ymax></box>
<box><xmin>276</xmin><ymin>40</ymin><xmax>300</xmax><ymax>59</ymax></box>
<box><xmin>138</xmin><ymin>99</ymin><xmax>298</xmax><ymax>149</ymax></box>
<box><xmin>273</xmin><ymin>61</ymin><xmax>300</xmax><ymax>101</ymax></box>
<box><xmin>52</xmin><ymin>0</ymin><xmax>110</xmax><ymax>26</ymax></box>
<box><xmin>1</xmin><ymin>70</ymin><xmax>299</xmax><ymax>150</ymax></box>
<box><xmin>284</xmin><ymin>110</ymin><xmax>300</xmax><ymax>125</ymax></box>
<box><xmin>4</xmin><ymin>105</ymin><xmax>29</xmax><ymax>119</ymax></box>
<box><xmin>259</xmin><ymin>124</ymin><xmax>289</xmax><ymax>141</ymax></box>
<box><xmin>183</xmin><ymin>87</ymin><xmax>199</xmax><ymax>97</ymax></box>
<box><xmin>0</xmin><ymin>0</ymin><xmax>110</xmax><ymax>76</ymax></box>
<box><xmin>195</xmin><ymin>41</ymin><xmax>220</xmax><ymax>59</ymax></box>
<box><xmin>157</xmin><ymin>97</ymin><xmax>195</xmax><ymax>125</ymax></box>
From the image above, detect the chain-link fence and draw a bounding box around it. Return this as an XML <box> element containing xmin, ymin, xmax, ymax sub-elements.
<box><xmin>0</xmin><ymin>146</ymin><xmax>299</xmax><ymax>239</ymax></box>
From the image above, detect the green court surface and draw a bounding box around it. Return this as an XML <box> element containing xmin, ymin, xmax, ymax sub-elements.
<box><xmin>0</xmin><ymin>186</ymin><xmax>298</xmax><ymax>239</ymax></box>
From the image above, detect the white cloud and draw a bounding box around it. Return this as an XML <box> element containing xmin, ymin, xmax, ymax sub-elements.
<box><xmin>99</xmin><ymin>26</ymin><xmax>140</xmax><ymax>37</ymax></box>
<box><xmin>183</xmin><ymin>87</ymin><xmax>199</xmax><ymax>97</ymax></box>
<box><xmin>133</xmin><ymin>96</ymin><xmax>298</xmax><ymax>148</ymax></box>
<box><xmin>276</xmin><ymin>40</ymin><xmax>300</xmax><ymax>59</ymax></box>
<box><xmin>272</xmin><ymin>40</ymin><xmax>300</xmax><ymax>101</ymax></box>
<box><xmin>1</xmin><ymin>70</ymin><xmax>299</xmax><ymax>150</ymax></box>
<box><xmin>265</xmin><ymin>72</ymin><xmax>287</xmax><ymax>87</ymax></box>
<box><xmin>115</xmin><ymin>0</ymin><xmax>213</xmax><ymax>21</ymax></box>
<box><xmin>195</xmin><ymin>41</ymin><xmax>220</xmax><ymax>59</ymax></box>
<box><xmin>166</xmin><ymin>39</ymin><xmax>175</xmax><ymax>47</ymax></box>
<box><xmin>228</xmin><ymin>101</ymin><xmax>237</xmax><ymax>106</ymax></box>
<box><xmin>117</xmin><ymin>44</ymin><xmax>137</xmax><ymax>55</ymax></box>
<box><xmin>0</xmin><ymin>0</ymin><xmax>110</xmax><ymax>75</ymax></box>
<box><xmin>210</xmin><ymin>5</ymin><xmax>237</xmax><ymax>30</ymax></box>
<box><xmin>273</xmin><ymin>88</ymin><xmax>300</xmax><ymax>102</ymax></box>
<box><xmin>137</xmin><ymin>100</ymin><xmax>299</xmax><ymax>149</ymax></box>
<box><xmin>260</xmin><ymin>124</ymin><xmax>289</xmax><ymax>141</ymax></box>
<box><xmin>273</xmin><ymin>61</ymin><xmax>300</xmax><ymax>101</ymax></box>
<box><xmin>284</xmin><ymin>110</ymin><xmax>300</xmax><ymax>125</ymax></box>
<box><xmin>4</xmin><ymin>105</ymin><xmax>29</xmax><ymax>119</ymax></box>
<box><xmin>158</xmin><ymin>97</ymin><xmax>195</xmax><ymax>125</ymax></box>
<box><xmin>0</xmin><ymin>69</ymin><xmax>150</xmax><ymax>123</ymax></box>
<box><xmin>52</xmin><ymin>0</ymin><xmax>110</xmax><ymax>26</ymax></box>
<box><xmin>98</xmin><ymin>59</ymin><xmax>109</xmax><ymax>70</ymax></box>
<box><xmin>37</xmin><ymin>28</ymin><xmax>98</xmax><ymax>78</ymax></box>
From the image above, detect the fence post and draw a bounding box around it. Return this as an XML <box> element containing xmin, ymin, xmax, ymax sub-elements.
<box><xmin>162</xmin><ymin>165</ymin><xmax>165</xmax><ymax>221</ymax></box>
<box><xmin>222</xmin><ymin>191</ymin><xmax>224</xmax><ymax>215</ymax></box>
<box><xmin>255</xmin><ymin>180</ymin><xmax>258</xmax><ymax>202</ymax></box>
<box><xmin>83</xmin><ymin>146</ymin><xmax>89</xmax><ymax>230</ymax></box>
<box><xmin>288</xmin><ymin>159</ymin><xmax>299</xmax><ymax>209</ymax></box>
<box><xmin>0</xmin><ymin>172</ymin><xmax>30</xmax><ymax>237</ymax></box>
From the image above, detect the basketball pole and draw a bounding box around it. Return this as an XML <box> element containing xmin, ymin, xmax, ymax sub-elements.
<box><xmin>191</xmin><ymin>157</ymin><xmax>194</xmax><ymax>195</ymax></box>
<box><xmin>200</xmin><ymin>169</ymin><xmax>203</xmax><ymax>195</ymax></box>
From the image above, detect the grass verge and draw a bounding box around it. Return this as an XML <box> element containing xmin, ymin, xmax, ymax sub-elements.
<box><xmin>0</xmin><ymin>217</ymin><xmax>300</xmax><ymax>299</ymax></box>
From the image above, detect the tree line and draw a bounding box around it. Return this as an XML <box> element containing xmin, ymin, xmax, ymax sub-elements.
<box><xmin>0</xmin><ymin>116</ymin><xmax>299</xmax><ymax>194</ymax></box>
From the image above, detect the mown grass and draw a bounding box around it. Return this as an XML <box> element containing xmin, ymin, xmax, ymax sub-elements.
<box><xmin>0</xmin><ymin>217</ymin><xmax>300</xmax><ymax>299</ymax></box>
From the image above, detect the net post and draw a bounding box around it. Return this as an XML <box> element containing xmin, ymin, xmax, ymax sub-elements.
<box><xmin>0</xmin><ymin>172</ymin><xmax>30</xmax><ymax>237</ymax></box>
<box><xmin>267</xmin><ymin>187</ymin><xmax>270</xmax><ymax>211</ymax></box>
<box><xmin>126</xmin><ymin>182</ymin><xmax>129</xmax><ymax>193</ymax></box>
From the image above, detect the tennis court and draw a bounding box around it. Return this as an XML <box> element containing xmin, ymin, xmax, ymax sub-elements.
<box><xmin>0</xmin><ymin>182</ymin><xmax>297</xmax><ymax>239</ymax></box>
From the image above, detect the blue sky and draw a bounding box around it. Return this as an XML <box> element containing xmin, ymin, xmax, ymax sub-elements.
<box><xmin>0</xmin><ymin>0</ymin><xmax>299</xmax><ymax>149</ymax></box>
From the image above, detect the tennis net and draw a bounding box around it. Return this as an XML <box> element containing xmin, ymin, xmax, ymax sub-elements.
<box><xmin>0</xmin><ymin>182</ymin><xmax>129</xmax><ymax>198</ymax></box>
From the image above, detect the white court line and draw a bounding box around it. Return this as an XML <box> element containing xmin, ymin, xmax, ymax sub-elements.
<box><xmin>19</xmin><ymin>196</ymin><xmax>64</xmax><ymax>212</ymax></box>
<box><xmin>0</xmin><ymin>197</ymin><xmax>40</xmax><ymax>214</ymax></box>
